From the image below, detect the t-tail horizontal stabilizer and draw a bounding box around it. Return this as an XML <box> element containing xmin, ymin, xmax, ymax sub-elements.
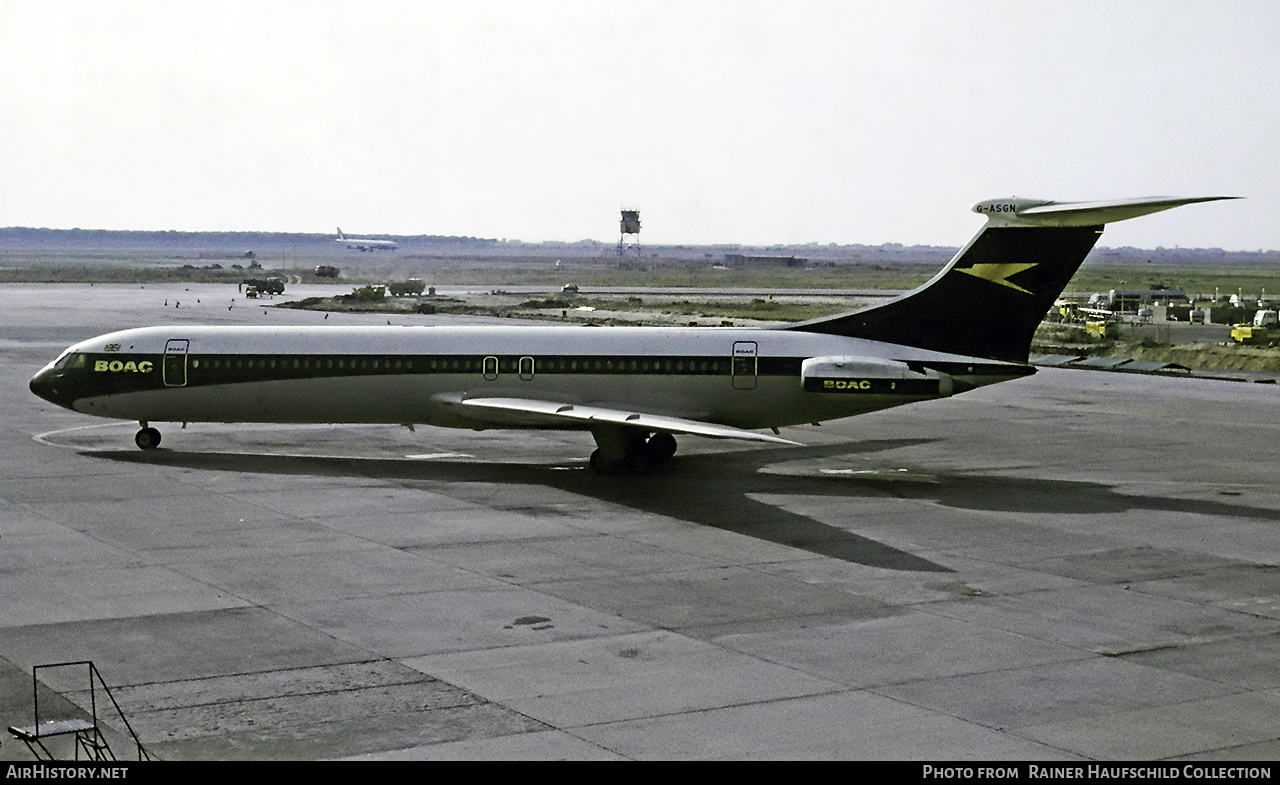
<box><xmin>786</xmin><ymin>196</ymin><xmax>1239</xmax><ymax>363</ymax></box>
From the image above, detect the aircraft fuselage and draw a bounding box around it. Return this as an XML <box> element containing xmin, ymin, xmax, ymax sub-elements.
<box><xmin>29</xmin><ymin>324</ymin><xmax>1025</xmax><ymax>434</ymax></box>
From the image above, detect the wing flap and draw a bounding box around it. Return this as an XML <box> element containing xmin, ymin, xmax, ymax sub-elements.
<box><xmin>457</xmin><ymin>396</ymin><xmax>801</xmax><ymax>445</ymax></box>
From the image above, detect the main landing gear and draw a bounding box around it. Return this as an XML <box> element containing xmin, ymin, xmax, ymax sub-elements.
<box><xmin>135</xmin><ymin>423</ymin><xmax>161</xmax><ymax>450</ymax></box>
<box><xmin>589</xmin><ymin>429</ymin><xmax>677</xmax><ymax>475</ymax></box>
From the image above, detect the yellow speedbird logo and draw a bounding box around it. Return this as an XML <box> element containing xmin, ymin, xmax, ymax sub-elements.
<box><xmin>957</xmin><ymin>263</ymin><xmax>1038</xmax><ymax>295</ymax></box>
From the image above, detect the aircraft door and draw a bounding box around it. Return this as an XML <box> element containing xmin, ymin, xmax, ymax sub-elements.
<box><xmin>519</xmin><ymin>356</ymin><xmax>535</xmax><ymax>381</ymax></box>
<box><xmin>482</xmin><ymin>356</ymin><xmax>499</xmax><ymax>381</ymax></box>
<box><xmin>162</xmin><ymin>339</ymin><xmax>189</xmax><ymax>387</ymax></box>
<box><xmin>731</xmin><ymin>341</ymin><xmax>757</xmax><ymax>390</ymax></box>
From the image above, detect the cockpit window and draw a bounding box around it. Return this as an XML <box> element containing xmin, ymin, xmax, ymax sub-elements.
<box><xmin>52</xmin><ymin>352</ymin><xmax>86</xmax><ymax>370</ymax></box>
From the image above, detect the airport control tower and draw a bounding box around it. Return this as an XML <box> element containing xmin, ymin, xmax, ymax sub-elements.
<box><xmin>618</xmin><ymin>209</ymin><xmax>641</xmax><ymax>256</ymax></box>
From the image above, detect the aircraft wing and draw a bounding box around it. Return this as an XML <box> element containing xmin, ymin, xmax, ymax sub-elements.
<box><xmin>456</xmin><ymin>396</ymin><xmax>802</xmax><ymax>445</ymax></box>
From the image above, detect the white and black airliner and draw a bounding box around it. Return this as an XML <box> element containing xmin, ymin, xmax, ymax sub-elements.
<box><xmin>336</xmin><ymin>227</ymin><xmax>398</xmax><ymax>251</ymax></box>
<box><xmin>31</xmin><ymin>196</ymin><xmax>1232</xmax><ymax>472</ymax></box>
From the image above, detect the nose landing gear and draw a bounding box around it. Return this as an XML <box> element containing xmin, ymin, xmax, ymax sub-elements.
<box><xmin>135</xmin><ymin>424</ymin><xmax>162</xmax><ymax>450</ymax></box>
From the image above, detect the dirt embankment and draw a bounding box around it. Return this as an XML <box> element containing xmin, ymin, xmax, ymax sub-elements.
<box><xmin>1033</xmin><ymin>324</ymin><xmax>1280</xmax><ymax>373</ymax></box>
<box><xmin>1114</xmin><ymin>342</ymin><xmax>1280</xmax><ymax>373</ymax></box>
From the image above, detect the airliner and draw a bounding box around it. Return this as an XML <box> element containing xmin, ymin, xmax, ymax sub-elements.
<box><xmin>336</xmin><ymin>227</ymin><xmax>398</xmax><ymax>251</ymax></box>
<box><xmin>32</xmin><ymin>196</ymin><xmax>1232</xmax><ymax>473</ymax></box>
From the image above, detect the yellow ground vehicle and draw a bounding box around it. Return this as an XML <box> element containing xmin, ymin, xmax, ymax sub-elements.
<box><xmin>1231</xmin><ymin>324</ymin><xmax>1269</xmax><ymax>345</ymax></box>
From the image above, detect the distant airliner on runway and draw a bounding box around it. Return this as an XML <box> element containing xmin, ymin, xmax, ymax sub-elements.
<box><xmin>336</xmin><ymin>227</ymin><xmax>398</xmax><ymax>251</ymax></box>
<box><xmin>32</xmin><ymin>196</ymin><xmax>1234</xmax><ymax>473</ymax></box>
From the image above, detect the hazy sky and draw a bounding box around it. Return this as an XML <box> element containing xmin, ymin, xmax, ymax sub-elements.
<box><xmin>2</xmin><ymin>1</ymin><xmax>1276</xmax><ymax>249</ymax></box>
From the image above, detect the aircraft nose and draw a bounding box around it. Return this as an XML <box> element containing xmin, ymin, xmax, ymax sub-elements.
<box><xmin>29</xmin><ymin>368</ymin><xmax>61</xmax><ymax>405</ymax></box>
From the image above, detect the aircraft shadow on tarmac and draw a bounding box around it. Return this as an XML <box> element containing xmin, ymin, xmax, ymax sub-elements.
<box><xmin>89</xmin><ymin>438</ymin><xmax>1280</xmax><ymax>573</ymax></box>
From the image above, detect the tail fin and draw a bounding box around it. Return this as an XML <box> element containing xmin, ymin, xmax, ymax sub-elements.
<box><xmin>786</xmin><ymin>196</ymin><xmax>1237</xmax><ymax>363</ymax></box>
<box><xmin>336</xmin><ymin>227</ymin><xmax>345</xmax><ymax>240</ymax></box>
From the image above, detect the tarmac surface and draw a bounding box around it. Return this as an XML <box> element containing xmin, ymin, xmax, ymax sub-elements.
<box><xmin>2</xmin><ymin>283</ymin><xmax>1280</xmax><ymax>760</ymax></box>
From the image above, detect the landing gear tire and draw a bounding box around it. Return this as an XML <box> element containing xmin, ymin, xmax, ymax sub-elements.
<box><xmin>647</xmin><ymin>432</ymin><xmax>677</xmax><ymax>462</ymax></box>
<box><xmin>589</xmin><ymin>448</ymin><xmax>641</xmax><ymax>475</ymax></box>
<box><xmin>628</xmin><ymin>451</ymin><xmax>654</xmax><ymax>475</ymax></box>
<box><xmin>135</xmin><ymin>427</ymin><xmax>161</xmax><ymax>450</ymax></box>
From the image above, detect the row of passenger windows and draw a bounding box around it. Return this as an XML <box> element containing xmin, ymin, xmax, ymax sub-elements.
<box><xmin>183</xmin><ymin>355</ymin><xmax>734</xmax><ymax>375</ymax></box>
<box><xmin>193</xmin><ymin>356</ymin><xmax>410</xmax><ymax>371</ymax></box>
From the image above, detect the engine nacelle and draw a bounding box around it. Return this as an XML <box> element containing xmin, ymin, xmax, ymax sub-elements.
<box><xmin>801</xmin><ymin>356</ymin><xmax>953</xmax><ymax>398</ymax></box>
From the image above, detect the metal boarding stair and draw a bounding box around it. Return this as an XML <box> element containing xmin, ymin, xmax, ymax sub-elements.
<box><xmin>7</xmin><ymin>661</ymin><xmax>153</xmax><ymax>761</ymax></box>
